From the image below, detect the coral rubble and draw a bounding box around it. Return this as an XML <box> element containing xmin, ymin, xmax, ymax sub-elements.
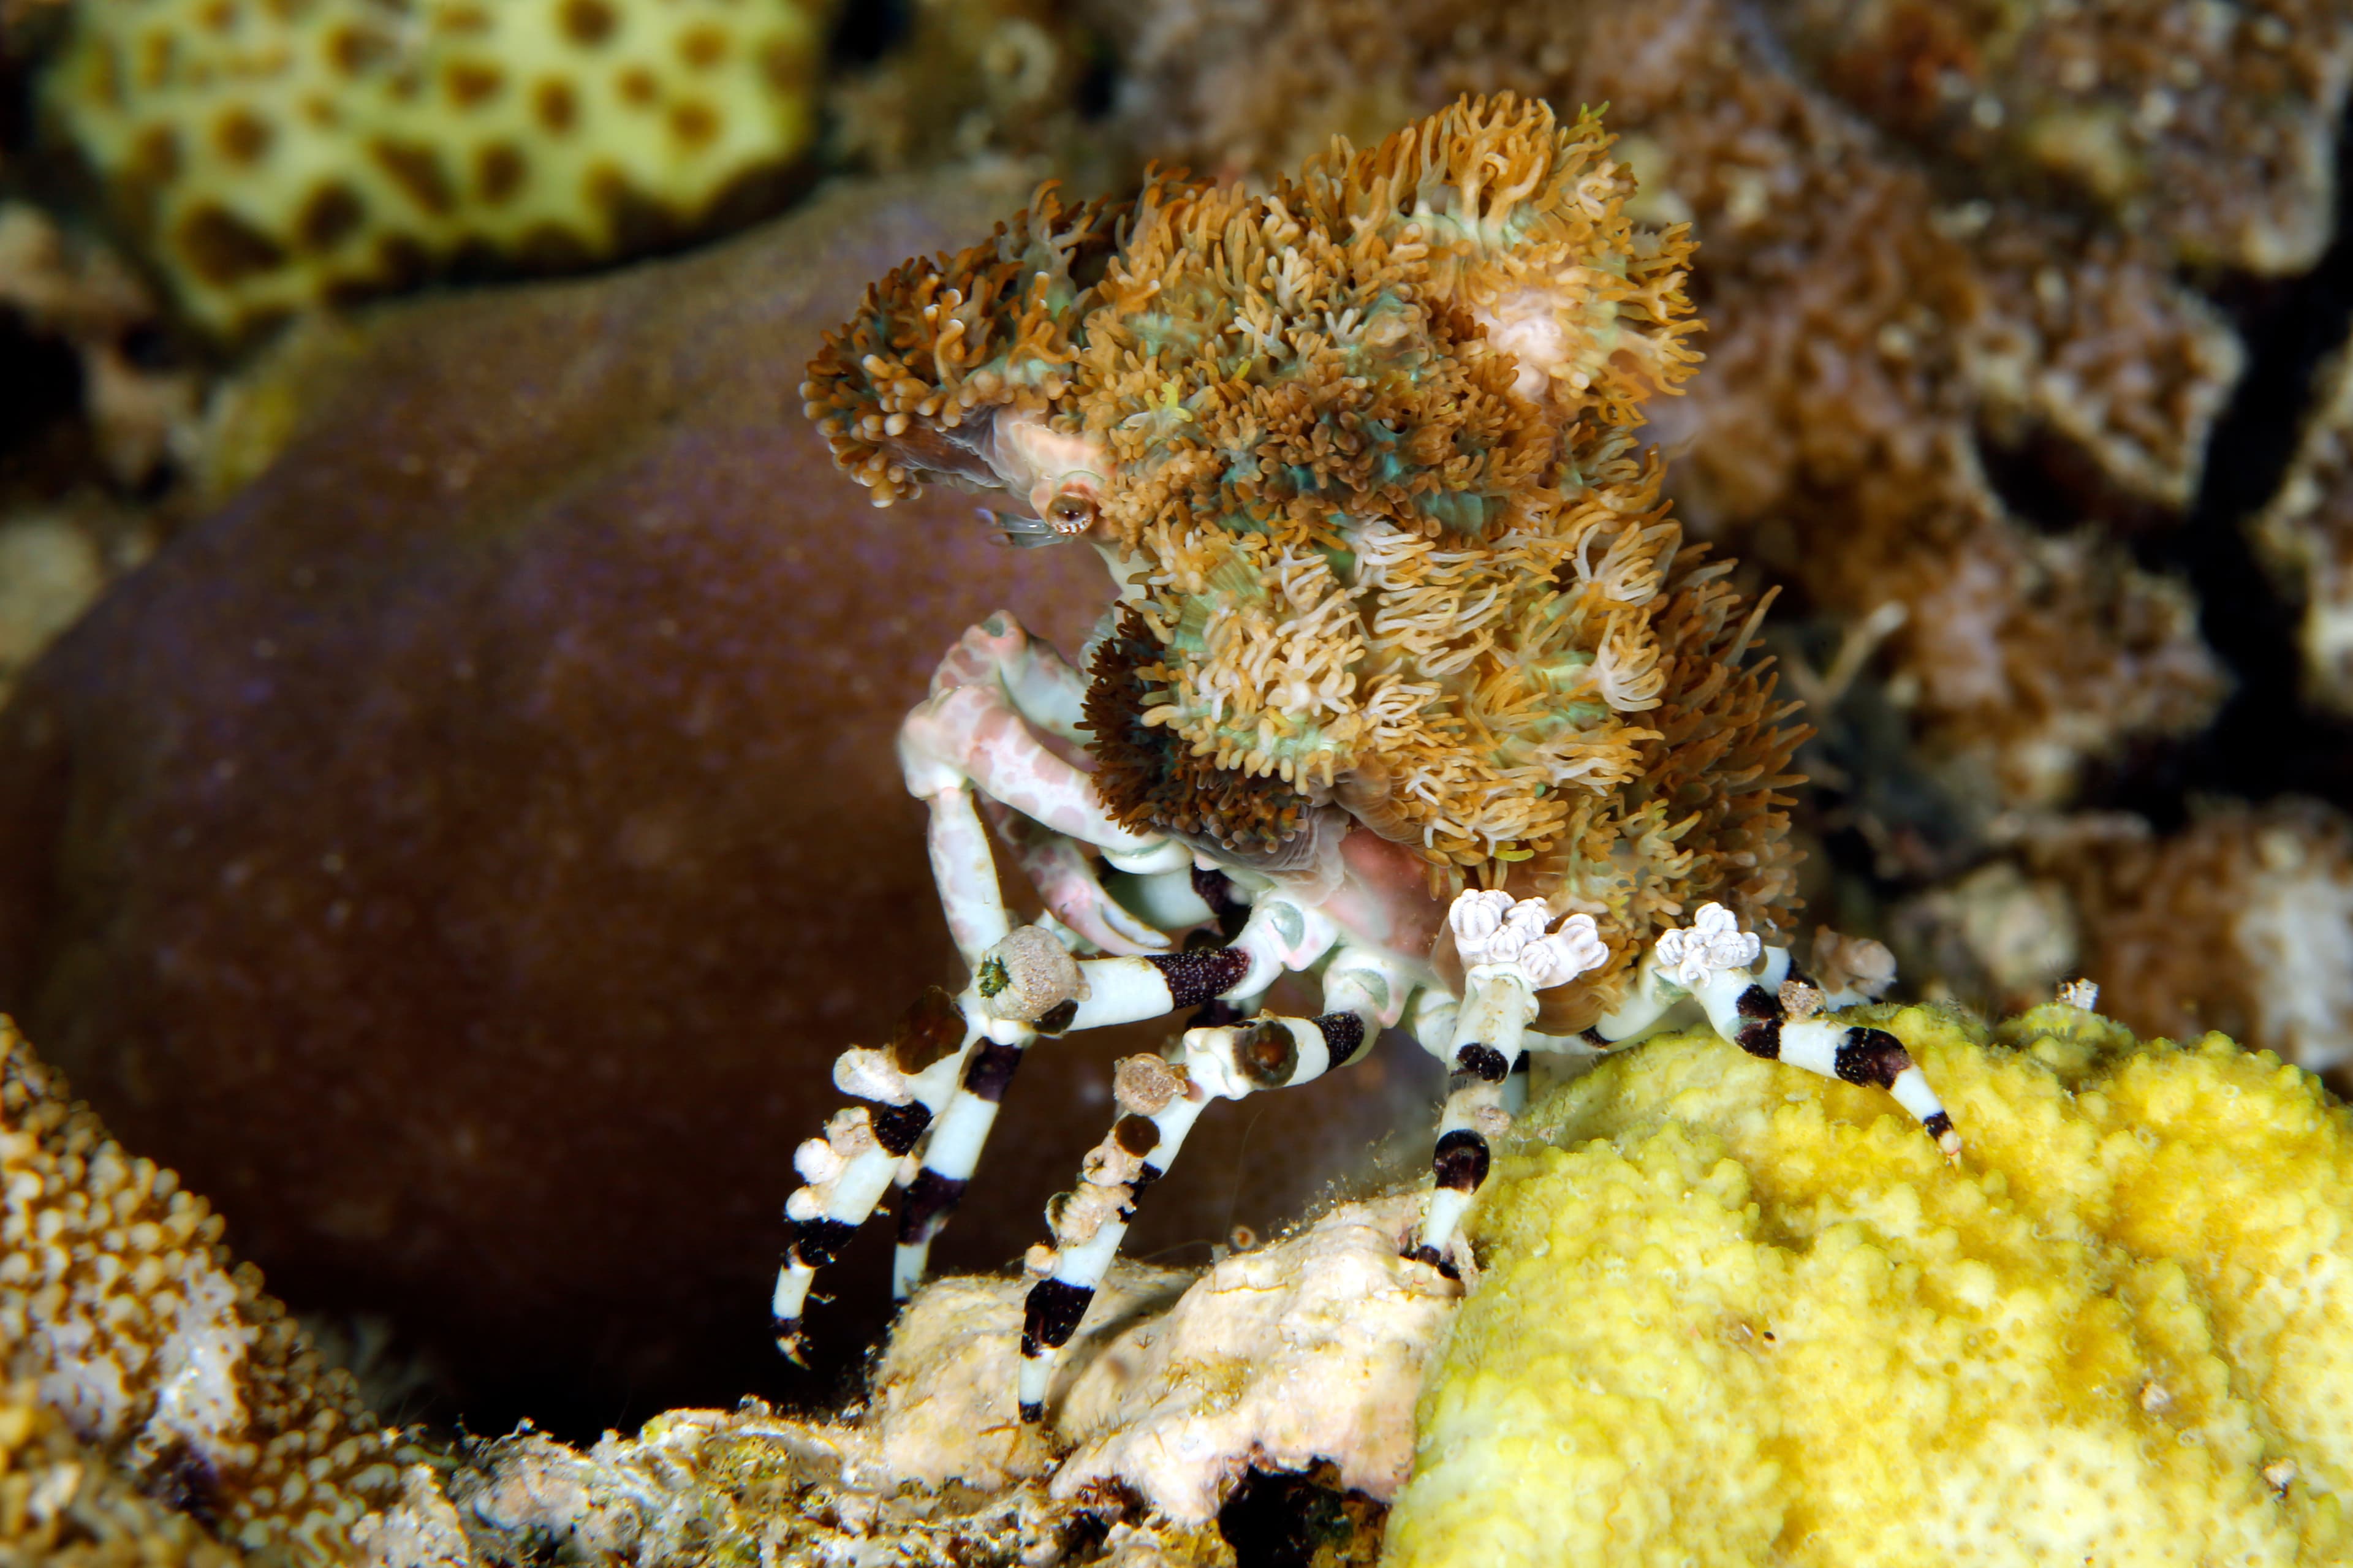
<box><xmin>1081</xmin><ymin>0</ymin><xmax>2241</xmax><ymax>811</ymax></box>
<box><xmin>862</xmin><ymin>1194</ymin><xmax>1452</xmax><ymax>1522</ymax></box>
<box><xmin>0</xmin><ymin>1015</ymin><xmax>403</xmax><ymax>1564</ymax></box>
<box><xmin>42</xmin><ymin>0</ymin><xmax>833</xmax><ymax>336</ymax></box>
<box><xmin>1390</xmin><ymin>1004</ymin><xmax>2353</xmax><ymax>1565</ymax></box>
<box><xmin>444</xmin><ymin>1199</ymin><xmax>1434</xmax><ymax>1562</ymax></box>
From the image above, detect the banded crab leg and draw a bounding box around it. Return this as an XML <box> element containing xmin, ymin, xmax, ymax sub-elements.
<box><xmin>1015</xmin><ymin>938</ymin><xmax>1420</xmax><ymax>1422</ymax></box>
<box><xmin>774</xmin><ymin>616</ymin><xmax>1191</xmax><ymax>1358</ymax></box>
<box><xmin>1577</xmin><ymin>904</ymin><xmax>1958</xmax><ymax>1157</ymax></box>
<box><xmin>773</xmin><ymin>877</ymin><xmax>1334</xmax><ymax>1356</ymax></box>
<box><xmin>892</xmin><ymin>890</ymin><xmax>1341</xmax><ymax>1323</ymax></box>
<box><xmin>1408</xmin><ymin>892</ymin><xmax>1610</xmax><ymax>1274</ymax></box>
<box><xmin>1643</xmin><ymin>904</ymin><xmax>1961</xmax><ymax>1158</ymax></box>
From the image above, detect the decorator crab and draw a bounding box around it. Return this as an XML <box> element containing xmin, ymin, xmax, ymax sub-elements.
<box><xmin>777</xmin><ymin>94</ymin><xmax>1959</xmax><ymax>1422</ymax></box>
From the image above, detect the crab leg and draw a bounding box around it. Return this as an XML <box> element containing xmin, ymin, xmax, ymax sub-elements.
<box><xmin>779</xmin><ymin>883</ymin><xmax>1341</xmax><ymax>1352</ymax></box>
<box><xmin>779</xmin><ymin>610</ymin><xmax>1168</xmax><ymax>1354</ymax></box>
<box><xmin>977</xmin><ymin>795</ymin><xmax>1175</xmax><ymax>956</ymax></box>
<box><xmin>1014</xmin><ymin>943</ymin><xmax>1419</xmax><ymax>1422</ymax></box>
<box><xmin>1652</xmin><ymin>904</ymin><xmax>1961</xmax><ymax>1159</ymax></box>
<box><xmin>885</xmin><ymin>893</ymin><xmax>1340</xmax><ymax>1294</ymax></box>
<box><xmin>928</xmin><ymin>611</ymin><xmax>1091</xmax><ymax>740</ymax></box>
<box><xmin>773</xmin><ymin>984</ymin><xmax>988</xmax><ymax>1358</ymax></box>
<box><xmin>1407</xmin><ymin>892</ymin><xmax>1610</xmax><ymax>1273</ymax></box>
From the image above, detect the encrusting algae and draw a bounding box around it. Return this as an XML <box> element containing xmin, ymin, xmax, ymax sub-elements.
<box><xmin>1389</xmin><ymin>1002</ymin><xmax>2353</xmax><ymax>1566</ymax></box>
<box><xmin>807</xmin><ymin>93</ymin><xmax>1808</xmax><ymax>1026</ymax></box>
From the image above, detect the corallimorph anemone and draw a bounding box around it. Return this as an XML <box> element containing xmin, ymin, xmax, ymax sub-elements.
<box><xmin>806</xmin><ymin>94</ymin><xmax>1803</xmax><ymax>982</ymax></box>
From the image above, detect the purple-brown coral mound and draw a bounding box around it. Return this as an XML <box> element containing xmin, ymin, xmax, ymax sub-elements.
<box><xmin>0</xmin><ymin>170</ymin><xmax>1436</xmax><ymax>1432</ymax></box>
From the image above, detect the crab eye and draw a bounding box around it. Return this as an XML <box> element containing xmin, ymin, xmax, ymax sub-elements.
<box><xmin>1046</xmin><ymin>493</ymin><xmax>1099</xmax><ymax>534</ymax></box>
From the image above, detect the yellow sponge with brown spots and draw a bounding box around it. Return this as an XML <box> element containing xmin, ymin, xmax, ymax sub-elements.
<box><xmin>45</xmin><ymin>0</ymin><xmax>830</xmax><ymax>337</ymax></box>
<box><xmin>1387</xmin><ymin>1005</ymin><xmax>2353</xmax><ymax>1566</ymax></box>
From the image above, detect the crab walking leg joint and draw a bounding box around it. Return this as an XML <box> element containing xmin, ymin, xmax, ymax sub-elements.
<box><xmin>1015</xmin><ymin>944</ymin><xmax>1418</xmax><ymax>1422</ymax></box>
<box><xmin>1408</xmin><ymin>893</ymin><xmax>1610</xmax><ymax>1273</ymax></box>
<box><xmin>773</xmin><ymin>875</ymin><xmax>1344</xmax><ymax>1350</ymax></box>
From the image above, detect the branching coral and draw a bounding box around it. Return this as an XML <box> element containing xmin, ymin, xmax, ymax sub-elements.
<box><xmin>42</xmin><ymin>0</ymin><xmax>833</xmax><ymax>336</ymax></box>
<box><xmin>807</xmin><ymin>94</ymin><xmax>1808</xmax><ymax>999</ymax></box>
<box><xmin>0</xmin><ymin>1015</ymin><xmax>404</xmax><ymax>1562</ymax></box>
<box><xmin>1078</xmin><ymin>0</ymin><xmax>2240</xmax><ymax>810</ymax></box>
<box><xmin>1389</xmin><ymin>1004</ymin><xmax>2353</xmax><ymax>1565</ymax></box>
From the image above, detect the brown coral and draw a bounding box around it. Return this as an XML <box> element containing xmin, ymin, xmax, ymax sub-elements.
<box><xmin>2252</xmin><ymin>341</ymin><xmax>2353</xmax><ymax>716</ymax></box>
<box><xmin>0</xmin><ymin>1014</ymin><xmax>403</xmax><ymax>1562</ymax></box>
<box><xmin>2029</xmin><ymin>801</ymin><xmax>2353</xmax><ymax>1074</ymax></box>
<box><xmin>1077</xmin><ymin>0</ymin><xmax>2238</xmax><ymax>811</ymax></box>
<box><xmin>0</xmin><ymin>1385</ymin><xmax>248</xmax><ymax>1567</ymax></box>
<box><xmin>1764</xmin><ymin>0</ymin><xmax>2353</xmax><ymax>275</ymax></box>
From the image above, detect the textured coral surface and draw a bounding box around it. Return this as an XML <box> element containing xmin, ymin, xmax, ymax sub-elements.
<box><xmin>1082</xmin><ymin>0</ymin><xmax>2242</xmax><ymax>811</ymax></box>
<box><xmin>1762</xmin><ymin>0</ymin><xmax>2353</xmax><ymax>274</ymax></box>
<box><xmin>44</xmin><ymin>0</ymin><xmax>832</xmax><ymax>335</ymax></box>
<box><xmin>0</xmin><ymin>1384</ymin><xmax>247</xmax><ymax>1567</ymax></box>
<box><xmin>2254</xmin><ymin>341</ymin><xmax>2353</xmax><ymax>716</ymax></box>
<box><xmin>859</xmin><ymin>1194</ymin><xmax>1453</xmax><ymax>1523</ymax></box>
<box><xmin>2038</xmin><ymin>800</ymin><xmax>2353</xmax><ymax>1074</ymax></box>
<box><xmin>0</xmin><ymin>169</ymin><xmax>1439</xmax><ymax>1428</ymax></box>
<box><xmin>0</xmin><ymin>1015</ymin><xmax>401</xmax><ymax>1564</ymax></box>
<box><xmin>1391</xmin><ymin>1004</ymin><xmax>2353</xmax><ymax>1565</ymax></box>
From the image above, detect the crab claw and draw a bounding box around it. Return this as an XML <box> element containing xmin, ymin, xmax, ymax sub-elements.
<box><xmin>979</xmin><ymin>795</ymin><xmax>1171</xmax><ymax>954</ymax></box>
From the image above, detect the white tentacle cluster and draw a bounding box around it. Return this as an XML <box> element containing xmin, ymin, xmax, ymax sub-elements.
<box><xmin>1654</xmin><ymin>902</ymin><xmax>1763</xmax><ymax>990</ymax></box>
<box><xmin>1449</xmin><ymin>890</ymin><xmax>1608</xmax><ymax>988</ymax></box>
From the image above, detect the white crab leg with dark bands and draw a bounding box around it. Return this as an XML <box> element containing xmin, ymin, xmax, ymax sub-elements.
<box><xmin>1062</xmin><ymin>896</ymin><xmax>1339</xmax><ymax>1032</ymax></box>
<box><xmin>1014</xmin><ymin>952</ymin><xmax>1398</xmax><ymax>1420</ymax></box>
<box><xmin>889</xmin><ymin>1015</ymin><xmax>1037</xmax><ymax>1298</ymax></box>
<box><xmin>1690</xmin><ymin>964</ymin><xmax>1961</xmax><ymax>1156</ymax></box>
<box><xmin>1658</xmin><ymin>904</ymin><xmax>1961</xmax><ymax>1157</ymax></box>
<box><xmin>1408</xmin><ymin>966</ymin><xmax>1536</xmax><ymax>1274</ymax></box>
<box><xmin>1410</xmin><ymin>892</ymin><xmax>1610</xmax><ymax>1273</ymax></box>
<box><xmin>878</xmin><ymin>901</ymin><xmax>1327</xmax><ymax>1312</ymax></box>
<box><xmin>772</xmin><ymin>993</ymin><xmax>985</xmax><ymax>1355</ymax></box>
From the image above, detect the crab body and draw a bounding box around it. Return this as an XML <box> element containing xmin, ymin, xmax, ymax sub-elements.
<box><xmin>775</xmin><ymin>96</ymin><xmax>1959</xmax><ymax>1422</ymax></box>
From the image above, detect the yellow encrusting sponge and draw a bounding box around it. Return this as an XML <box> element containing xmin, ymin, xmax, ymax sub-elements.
<box><xmin>1388</xmin><ymin>1004</ymin><xmax>2353</xmax><ymax>1566</ymax></box>
<box><xmin>46</xmin><ymin>0</ymin><xmax>830</xmax><ymax>336</ymax></box>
